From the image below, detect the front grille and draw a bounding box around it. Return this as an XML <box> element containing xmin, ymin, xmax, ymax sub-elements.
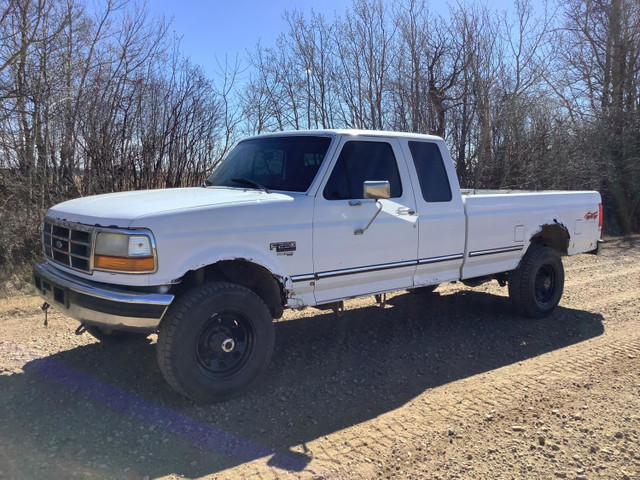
<box><xmin>43</xmin><ymin>218</ymin><xmax>94</xmax><ymax>273</ymax></box>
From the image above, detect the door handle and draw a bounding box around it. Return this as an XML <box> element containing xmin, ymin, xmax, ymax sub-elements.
<box><xmin>396</xmin><ymin>207</ymin><xmax>416</xmax><ymax>216</ymax></box>
<box><xmin>348</xmin><ymin>200</ymin><xmax>361</xmax><ymax>207</ymax></box>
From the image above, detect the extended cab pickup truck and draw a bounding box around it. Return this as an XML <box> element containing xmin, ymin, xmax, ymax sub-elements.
<box><xmin>33</xmin><ymin>130</ymin><xmax>603</xmax><ymax>402</ymax></box>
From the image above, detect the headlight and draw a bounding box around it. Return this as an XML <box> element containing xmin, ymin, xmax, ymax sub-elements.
<box><xmin>94</xmin><ymin>231</ymin><xmax>156</xmax><ymax>273</ymax></box>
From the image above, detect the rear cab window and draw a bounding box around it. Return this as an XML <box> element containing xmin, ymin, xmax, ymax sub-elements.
<box><xmin>408</xmin><ymin>141</ymin><xmax>452</xmax><ymax>202</ymax></box>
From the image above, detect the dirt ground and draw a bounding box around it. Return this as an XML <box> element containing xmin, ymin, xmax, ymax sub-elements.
<box><xmin>0</xmin><ymin>236</ymin><xmax>639</xmax><ymax>480</ymax></box>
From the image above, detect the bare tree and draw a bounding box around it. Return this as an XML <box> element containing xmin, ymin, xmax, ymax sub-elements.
<box><xmin>552</xmin><ymin>0</ymin><xmax>640</xmax><ymax>232</ymax></box>
<box><xmin>334</xmin><ymin>0</ymin><xmax>395</xmax><ymax>129</ymax></box>
<box><xmin>0</xmin><ymin>0</ymin><xmax>233</xmax><ymax>281</ymax></box>
<box><xmin>391</xmin><ymin>0</ymin><xmax>461</xmax><ymax>136</ymax></box>
<box><xmin>283</xmin><ymin>9</ymin><xmax>337</xmax><ymax>129</ymax></box>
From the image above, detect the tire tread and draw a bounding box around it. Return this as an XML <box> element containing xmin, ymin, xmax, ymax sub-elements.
<box><xmin>508</xmin><ymin>245</ymin><xmax>564</xmax><ymax>318</ymax></box>
<box><xmin>156</xmin><ymin>281</ymin><xmax>271</xmax><ymax>402</ymax></box>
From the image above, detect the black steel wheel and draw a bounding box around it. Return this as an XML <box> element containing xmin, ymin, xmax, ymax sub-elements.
<box><xmin>508</xmin><ymin>244</ymin><xmax>565</xmax><ymax>318</ymax></box>
<box><xmin>156</xmin><ymin>282</ymin><xmax>274</xmax><ymax>403</ymax></box>
<box><xmin>534</xmin><ymin>264</ymin><xmax>557</xmax><ymax>305</ymax></box>
<box><xmin>195</xmin><ymin>312</ymin><xmax>254</xmax><ymax>378</ymax></box>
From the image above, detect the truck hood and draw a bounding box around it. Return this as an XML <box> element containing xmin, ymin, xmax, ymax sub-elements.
<box><xmin>46</xmin><ymin>187</ymin><xmax>292</xmax><ymax>227</ymax></box>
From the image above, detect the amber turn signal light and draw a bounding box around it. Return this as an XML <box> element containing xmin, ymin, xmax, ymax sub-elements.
<box><xmin>94</xmin><ymin>255</ymin><xmax>155</xmax><ymax>272</ymax></box>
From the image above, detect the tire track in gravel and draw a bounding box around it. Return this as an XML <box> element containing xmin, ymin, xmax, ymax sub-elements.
<box><xmin>565</xmin><ymin>285</ymin><xmax>640</xmax><ymax>313</ymax></box>
<box><xmin>285</xmin><ymin>324</ymin><xmax>640</xmax><ymax>480</ymax></box>
<box><xmin>564</xmin><ymin>263</ymin><xmax>640</xmax><ymax>288</ymax></box>
<box><xmin>561</xmin><ymin>254</ymin><xmax>639</xmax><ymax>309</ymax></box>
<box><xmin>562</xmin><ymin>258</ymin><xmax>632</xmax><ymax>277</ymax></box>
<box><xmin>221</xmin><ymin>306</ymin><xmax>640</xmax><ymax>479</ymax></box>
<box><xmin>562</xmin><ymin>250</ymin><xmax>623</xmax><ymax>269</ymax></box>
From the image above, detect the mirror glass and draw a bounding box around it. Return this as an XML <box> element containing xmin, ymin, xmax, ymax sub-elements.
<box><xmin>363</xmin><ymin>181</ymin><xmax>391</xmax><ymax>199</ymax></box>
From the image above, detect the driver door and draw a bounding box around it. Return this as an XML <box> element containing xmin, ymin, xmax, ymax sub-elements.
<box><xmin>311</xmin><ymin>136</ymin><xmax>418</xmax><ymax>303</ymax></box>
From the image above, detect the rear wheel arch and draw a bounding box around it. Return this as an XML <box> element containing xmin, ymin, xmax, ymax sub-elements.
<box><xmin>529</xmin><ymin>223</ymin><xmax>570</xmax><ymax>256</ymax></box>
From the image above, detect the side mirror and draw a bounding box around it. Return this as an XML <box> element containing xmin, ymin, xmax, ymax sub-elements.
<box><xmin>363</xmin><ymin>181</ymin><xmax>390</xmax><ymax>200</ymax></box>
<box><xmin>355</xmin><ymin>181</ymin><xmax>391</xmax><ymax>235</ymax></box>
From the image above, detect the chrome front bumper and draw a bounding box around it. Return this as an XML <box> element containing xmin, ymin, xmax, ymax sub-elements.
<box><xmin>33</xmin><ymin>263</ymin><xmax>174</xmax><ymax>332</ymax></box>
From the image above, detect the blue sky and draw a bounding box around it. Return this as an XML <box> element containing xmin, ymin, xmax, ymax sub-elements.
<box><xmin>146</xmin><ymin>0</ymin><xmax>354</xmax><ymax>75</ymax></box>
<box><xmin>145</xmin><ymin>0</ymin><xmax>524</xmax><ymax>78</ymax></box>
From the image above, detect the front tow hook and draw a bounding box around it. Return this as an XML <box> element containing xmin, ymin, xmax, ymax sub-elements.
<box><xmin>41</xmin><ymin>302</ymin><xmax>50</xmax><ymax>327</ymax></box>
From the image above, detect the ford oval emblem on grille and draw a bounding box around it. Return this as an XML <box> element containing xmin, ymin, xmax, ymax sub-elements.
<box><xmin>55</xmin><ymin>240</ymin><xmax>63</xmax><ymax>249</ymax></box>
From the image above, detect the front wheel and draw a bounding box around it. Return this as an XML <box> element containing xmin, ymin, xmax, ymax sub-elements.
<box><xmin>508</xmin><ymin>245</ymin><xmax>565</xmax><ymax>318</ymax></box>
<box><xmin>156</xmin><ymin>282</ymin><xmax>275</xmax><ymax>403</ymax></box>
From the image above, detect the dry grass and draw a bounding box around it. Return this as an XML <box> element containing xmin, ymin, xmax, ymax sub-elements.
<box><xmin>0</xmin><ymin>268</ymin><xmax>37</xmax><ymax>301</ymax></box>
<box><xmin>0</xmin><ymin>294</ymin><xmax>39</xmax><ymax>311</ymax></box>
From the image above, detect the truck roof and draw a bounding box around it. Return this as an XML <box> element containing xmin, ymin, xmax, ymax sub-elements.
<box><xmin>243</xmin><ymin>129</ymin><xmax>445</xmax><ymax>143</ymax></box>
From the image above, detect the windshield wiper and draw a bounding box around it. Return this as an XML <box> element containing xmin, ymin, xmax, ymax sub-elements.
<box><xmin>231</xmin><ymin>178</ymin><xmax>270</xmax><ymax>194</ymax></box>
<box><xmin>201</xmin><ymin>179</ymin><xmax>213</xmax><ymax>188</ymax></box>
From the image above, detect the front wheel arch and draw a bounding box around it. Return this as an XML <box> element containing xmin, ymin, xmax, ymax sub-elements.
<box><xmin>171</xmin><ymin>259</ymin><xmax>285</xmax><ymax>319</ymax></box>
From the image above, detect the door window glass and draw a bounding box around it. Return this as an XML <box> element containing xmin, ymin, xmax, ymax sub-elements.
<box><xmin>323</xmin><ymin>141</ymin><xmax>402</xmax><ymax>200</ymax></box>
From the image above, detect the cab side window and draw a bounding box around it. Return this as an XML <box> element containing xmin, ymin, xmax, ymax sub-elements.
<box><xmin>408</xmin><ymin>141</ymin><xmax>452</xmax><ymax>202</ymax></box>
<box><xmin>323</xmin><ymin>141</ymin><xmax>402</xmax><ymax>200</ymax></box>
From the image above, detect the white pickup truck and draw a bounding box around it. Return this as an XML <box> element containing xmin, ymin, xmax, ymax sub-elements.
<box><xmin>33</xmin><ymin>130</ymin><xmax>603</xmax><ymax>402</ymax></box>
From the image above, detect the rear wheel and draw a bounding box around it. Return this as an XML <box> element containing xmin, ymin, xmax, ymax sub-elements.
<box><xmin>156</xmin><ymin>281</ymin><xmax>274</xmax><ymax>403</ymax></box>
<box><xmin>508</xmin><ymin>245</ymin><xmax>564</xmax><ymax>318</ymax></box>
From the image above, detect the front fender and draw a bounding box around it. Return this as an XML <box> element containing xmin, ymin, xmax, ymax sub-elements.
<box><xmin>171</xmin><ymin>244</ymin><xmax>294</xmax><ymax>290</ymax></box>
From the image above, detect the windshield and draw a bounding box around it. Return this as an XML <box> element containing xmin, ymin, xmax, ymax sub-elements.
<box><xmin>205</xmin><ymin>136</ymin><xmax>333</xmax><ymax>192</ymax></box>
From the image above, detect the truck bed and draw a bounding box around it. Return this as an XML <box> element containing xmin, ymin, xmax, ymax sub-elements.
<box><xmin>461</xmin><ymin>190</ymin><xmax>601</xmax><ymax>280</ymax></box>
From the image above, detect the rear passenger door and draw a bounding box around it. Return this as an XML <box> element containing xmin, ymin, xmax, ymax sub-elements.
<box><xmin>401</xmin><ymin>140</ymin><xmax>466</xmax><ymax>286</ymax></box>
<box><xmin>311</xmin><ymin>136</ymin><xmax>418</xmax><ymax>304</ymax></box>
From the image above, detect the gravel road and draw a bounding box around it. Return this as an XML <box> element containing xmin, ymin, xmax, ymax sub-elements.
<box><xmin>0</xmin><ymin>236</ymin><xmax>639</xmax><ymax>480</ymax></box>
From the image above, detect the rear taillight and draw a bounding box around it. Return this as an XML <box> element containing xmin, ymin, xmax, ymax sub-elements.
<box><xmin>598</xmin><ymin>203</ymin><xmax>603</xmax><ymax>232</ymax></box>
